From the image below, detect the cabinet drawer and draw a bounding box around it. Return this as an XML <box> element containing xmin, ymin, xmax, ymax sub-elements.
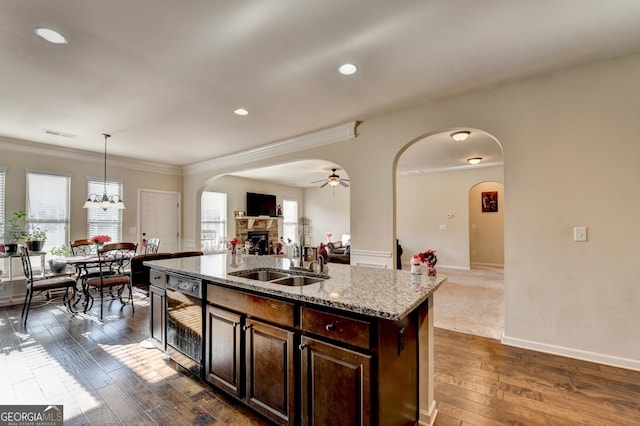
<box><xmin>207</xmin><ymin>285</ymin><xmax>294</xmax><ymax>328</ymax></box>
<box><xmin>149</xmin><ymin>270</ymin><xmax>166</xmax><ymax>287</ymax></box>
<box><xmin>300</xmin><ymin>307</ymin><xmax>370</xmax><ymax>349</ymax></box>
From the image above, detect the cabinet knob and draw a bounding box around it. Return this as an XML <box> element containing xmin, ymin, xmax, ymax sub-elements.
<box><xmin>325</xmin><ymin>323</ymin><xmax>336</xmax><ymax>331</ymax></box>
<box><xmin>232</xmin><ymin>322</ymin><xmax>239</xmax><ymax>328</ymax></box>
<box><xmin>298</xmin><ymin>343</ymin><xmax>308</xmax><ymax>351</ymax></box>
<box><xmin>242</xmin><ymin>324</ymin><xmax>253</xmax><ymax>331</ymax></box>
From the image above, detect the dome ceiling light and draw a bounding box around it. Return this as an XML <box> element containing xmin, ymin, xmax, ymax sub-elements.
<box><xmin>450</xmin><ymin>131</ymin><xmax>470</xmax><ymax>142</ymax></box>
<box><xmin>467</xmin><ymin>157</ymin><xmax>482</xmax><ymax>165</ymax></box>
<box><xmin>338</xmin><ymin>63</ymin><xmax>358</xmax><ymax>75</ymax></box>
<box><xmin>34</xmin><ymin>27</ymin><xmax>67</xmax><ymax>44</ymax></box>
<box><xmin>234</xmin><ymin>108</ymin><xmax>249</xmax><ymax>116</ymax></box>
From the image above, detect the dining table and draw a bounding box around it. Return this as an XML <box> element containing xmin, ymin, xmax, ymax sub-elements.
<box><xmin>60</xmin><ymin>253</ymin><xmax>134</xmax><ymax>312</ymax></box>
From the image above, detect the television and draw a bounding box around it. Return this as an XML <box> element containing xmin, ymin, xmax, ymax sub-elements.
<box><xmin>246</xmin><ymin>192</ymin><xmax>277</xmax><ymax>217</ymax></box>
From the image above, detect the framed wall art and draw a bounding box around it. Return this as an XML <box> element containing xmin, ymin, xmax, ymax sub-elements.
<box><xmin>481</xmin><ymin>191</ymin><xmax>498</xmax><ymax>212</ymax></box>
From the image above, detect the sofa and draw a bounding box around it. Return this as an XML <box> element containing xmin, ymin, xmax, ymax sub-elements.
<box><xmin>326</xmin><ymin>240</ymin><xmax>350</xmax><ymax>264</ymax></box>
<box><xmin>130</xmin><ymin>251</ymin><xmax>203</xmax><ymax>295</ymax></box>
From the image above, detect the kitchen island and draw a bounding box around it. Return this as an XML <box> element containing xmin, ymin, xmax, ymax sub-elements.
<box><xmin>146</xmin><ymin>253</ymin><xmax>446</xmax><ymax>425</ymax></box>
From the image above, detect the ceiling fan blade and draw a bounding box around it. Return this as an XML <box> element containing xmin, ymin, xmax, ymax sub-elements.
<box><xmin>342</xmin><ymin>178</ymin><xmax>350</xmax><ymax>182</ymax></box>
<box><xmin>340</xmin><ymin>181</ymin><xmax>349</xmax><ymax>187</ymax></box>
<box><xmin>311</xmin><ymin>179</ymin><xmax>327</xmax><ymax>184</ymax></box>
<box><xmin>320</xmin><ymin>181</ymin><xmax>329</xmax><ymax>188</ymax></box>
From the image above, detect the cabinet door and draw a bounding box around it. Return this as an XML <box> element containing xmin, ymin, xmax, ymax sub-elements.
<box><xmin>300</xmin><ymin>336</ymin><xmax>372</xmax><ymax>426</ymax></box>
<box><xmin>245</xmin><ymin>318</ymin><xmax>295</xmax><ymax>425</ymax></box>
<box><xmin>205</xmin><ymin>305</ymin><xmax>243</xmax><ymax>397</ymax></box>
<box><xmin>149</xmin><ymin>286</ymin><xmax>166</xmax><ymax>350</ymax></box>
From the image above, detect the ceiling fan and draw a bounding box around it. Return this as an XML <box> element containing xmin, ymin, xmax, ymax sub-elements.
<box><xmin>312</xmin><ymin>168</ymin><xmax>350</xmax><ymax>188</ymax></box>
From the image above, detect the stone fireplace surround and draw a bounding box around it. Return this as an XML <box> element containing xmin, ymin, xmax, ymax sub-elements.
<box><xmin>234</xmin><ymin>217</ymin><xmax>282</xmax><ymax>247</ymax></box>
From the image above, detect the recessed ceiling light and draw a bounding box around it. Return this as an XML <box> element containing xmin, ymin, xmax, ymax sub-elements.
<box><xmin>234</xmin><ymin>108</ymin><xmax>249</xmax><ymax>116</ymax></box>
<box><xmin>34</xmin><ymin>27</ymin><xmax>67</xmax><ymax>44</ymax></box>
<box><xmin>338</xmin><ymin>63</ymin><xmax>358</xmax><ymax>75</ymax></box>
<box><xmin>451</xmin><ymin>131</ymin><xmax>470</xmax><ymax>142</ymax></box>
<box><xmin>467</xmin><ymin>157</ymin><xmax>482</xmax><ymax>165</ymax></box>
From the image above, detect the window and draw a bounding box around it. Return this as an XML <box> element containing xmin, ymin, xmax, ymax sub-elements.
<box><xmin>282</xmin><ymin>199</ymin><xmax>298</xmax><ymax>243</ymax></box>
<box><xmin>26</xmin><ymin>171</ymin><xmax>71</xmax><ymax>251</ymax></box>
<box><xmin>201</xmin><ymin>191</ymin><xmax>227</xmax><ymax>251</ymax></box>
<box><xmin>87</xmin><ymin>177</ymin><xmax>123</xmax><ymax>242</ymax></box>
<box><xmin>0</xmin><ymin>166</ymin><xmax>5</xmax><ymax>242</ymax></box>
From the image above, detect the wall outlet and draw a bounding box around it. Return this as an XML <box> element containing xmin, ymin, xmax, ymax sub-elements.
<box><xmin>574</xmin><ymin>226</ymin><xmax>588</xmax><ymax>242</ymax></box>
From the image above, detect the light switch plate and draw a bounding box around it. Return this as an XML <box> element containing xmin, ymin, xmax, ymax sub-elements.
<box><xmin>574</xmin><ymin>226</ymin><xmax>588</xmax><ymax>242</ymax></box>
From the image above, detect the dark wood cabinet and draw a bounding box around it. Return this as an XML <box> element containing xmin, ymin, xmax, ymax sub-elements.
<box><xmin>206</xmin><ymin>285</ymin><xmax>296</xmax><ymax>425</ymax></box>
<box><xmin>205</xmin><ymin>282</ymin><xmax>421</xmax><ymax>425</ymax></box>
<box><xmin>149</xmin><ymin>285</ymin><xmax>166</xmax><ymax>349</ymax></box>
<box><xmin>245</xmin><ymin>318</ymin><xmax>296</xmax><ymax>424</ymax></box>
<box><xmin>299</xmin><ymin>335</ymin><xmax>371</xmax><ymax>426</ymax></box>
<box><xmin>205</xmin><ymin>304</ymin><xmax>243</xmax><ymax>397</ymax></box>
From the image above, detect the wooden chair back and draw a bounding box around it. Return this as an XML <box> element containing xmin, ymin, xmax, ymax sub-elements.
<box><xmin>70</xmin><ymin>239</ymin><xmax>94</xmax><ymax>255</ymax></box>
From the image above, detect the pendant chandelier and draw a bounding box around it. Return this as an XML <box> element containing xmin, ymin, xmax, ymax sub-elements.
<box><xmin>83</xmin><ymin>133</ymin><xmax>126</xmax><ymax>210</ymax></box>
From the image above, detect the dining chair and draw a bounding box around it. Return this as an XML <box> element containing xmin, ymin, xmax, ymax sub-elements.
<box><xmin>18</xmin><ymin>245</ymin><xmax>77</xmax><ymax>325</ymax></box>
<box><xmin>70</xmin><ymin>239</ymin><xmax>95</xmax><ymax>255</ymax></box>
<box><xmin>144</xmin><ymin>238</ymin><xmax>160</xmax><ymax>254</ymax></box>
<box><xmin>69</xmin><ymin>238</ymin><xmax>104</xmax><ymax>283</ymax></box>
<box><xmin>85</xmin><ymin>242</ymin><xmax>137</xmax><ymax>319</ymax></box>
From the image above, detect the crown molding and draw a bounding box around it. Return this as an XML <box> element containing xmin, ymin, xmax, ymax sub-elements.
<box><xmin>0</xmin><ymin>135</ymin><xmax>182</xmax><ymax>176</ymax></box>
<box><xmin>183</xmin><ymin>121</ymin><xmax>358</xmax><ymax>176</ymax></box>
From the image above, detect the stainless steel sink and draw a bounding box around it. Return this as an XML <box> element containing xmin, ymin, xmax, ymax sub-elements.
<box><xmin>231</xmin><ymin>270</ymin><xmax>290</xmax><ymax>281</ymax></box>
<box><xmin>229</xmin><ymin>268</ymin><xmax>327</xmax><ymax>286</ymax></box>
<box><xmin>270</xmin><ymin>276</ymin><xmax>324</xmax><ymax>286</ymax></box>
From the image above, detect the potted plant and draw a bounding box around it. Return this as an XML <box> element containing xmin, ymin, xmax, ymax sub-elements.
<box><xmin>26</xmin><ymin>226</ymin><xmax>47</xmax><ymax>252</ymax></box>
<box><xmin>3</xmin><ymin>210</ymin><xmax>28</xmax><ymax>254</ymax></box>
<box><xmin>48</xmin><ymin>244</ymin><xmax>70</xmax><ymax>274</ymax></box>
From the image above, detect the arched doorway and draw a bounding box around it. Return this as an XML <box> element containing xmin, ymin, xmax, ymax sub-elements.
<box><xmin>395</xmin><ymin>128</ymin><xmax>505</xmax><ymax>339</ymax></box>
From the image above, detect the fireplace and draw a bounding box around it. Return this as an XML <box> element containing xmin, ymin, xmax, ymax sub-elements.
<box><xmin>247</xmin><ymin>231</ymin><xmax>269</xmax><ymax>245</ymax></box>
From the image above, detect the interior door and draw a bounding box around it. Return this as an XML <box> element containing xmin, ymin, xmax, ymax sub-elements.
<box><xmin>140</xmin><ymin>190</ymin><xmax>180</xmax><ymax>253</ymax></box>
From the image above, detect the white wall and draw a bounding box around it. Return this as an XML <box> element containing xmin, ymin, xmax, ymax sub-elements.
<box><xmin>183</xmin><ymin>53</ymin><xmax>640</xmax><ymax>370</ymax></box>
<box><xmin>397</xmin><ymin>166</ymin><xmax>503</xmax><ymax>270</ymax></box>
<box><xmin>303</xmin><ymin>186</ymin><xmax>350</xmax><ymax>246</ymax></box>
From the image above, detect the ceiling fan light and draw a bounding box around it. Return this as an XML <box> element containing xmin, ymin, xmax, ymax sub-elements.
<box><xmin>467</xmin><ymin>157</ymin><xmax>482</xmax><ymax>165</ymax></box>
<box><xmin>451</xmin><ymin>131</ymin><xmax>470</xmax><ymax>142</ymax></box>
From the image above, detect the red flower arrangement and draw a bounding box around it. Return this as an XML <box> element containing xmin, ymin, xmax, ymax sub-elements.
<box><xmin>229</xmin><ymin>237</ymin><xmax>240</xmax><ymax>254</ymax></box>
<box><xmin>89</xmin><ymin>235</ymin><xmax>111</xmax><ymax>244</ymax></box>
<box><xmin>417</xmin><ymin>249</ymin><xmax>437</xmax><ymax>276</ymax></box>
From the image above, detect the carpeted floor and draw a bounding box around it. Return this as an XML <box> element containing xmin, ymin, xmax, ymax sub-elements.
<box><xmin>433</xmin><ymin>265</ymin><xmax>504</xmax><ymax>340</ymax></box>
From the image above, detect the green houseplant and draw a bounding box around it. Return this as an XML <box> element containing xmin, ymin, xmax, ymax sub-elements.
<box><xmin>48</xmin><ymin>244</ymin><xmax>70</xmax><ymax>274</ymax></box>
<box><xmin>3</xmin><ymin>210</ymin><xmax>28</xmax><ymax>254</ymax></box>
<box><xmin>26</xmin><ymin>226</ymin><xmax>47</xmax><ymax>252</ymax></box>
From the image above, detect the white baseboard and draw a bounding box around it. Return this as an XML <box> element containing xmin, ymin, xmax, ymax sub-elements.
<box><xmin>471</xmin><ymin>262</ymin><xmax>504</xmax><ymax>268</ymax></box>
<box><xmin>502</xmin><ymin>334</ymin><xmax>640</xmax><ymax>372</ymax></box>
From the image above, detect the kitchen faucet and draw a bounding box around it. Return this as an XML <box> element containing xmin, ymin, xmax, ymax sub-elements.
<box><xmin>307</xmin><ymin>255</ymin><xmax>327</xmax><ymax>273</ymax></box>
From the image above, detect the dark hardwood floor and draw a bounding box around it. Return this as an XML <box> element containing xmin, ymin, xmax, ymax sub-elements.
<box><xmin>0</xmin><ymin>292</ymin><xmax>638</xmax><ymax>425</ymax></box>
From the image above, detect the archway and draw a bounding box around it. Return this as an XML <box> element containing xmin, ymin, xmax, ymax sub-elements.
<box><xmin>196</xmin><ymin>160</ymin><xmax>350</xmax><ymax>254</ymax></box>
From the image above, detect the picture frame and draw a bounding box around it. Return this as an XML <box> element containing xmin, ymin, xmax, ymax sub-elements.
<box><xmin>481</xmin><ymin>191</ymin><xmax>498</xmax><ymax>212</ymax></box>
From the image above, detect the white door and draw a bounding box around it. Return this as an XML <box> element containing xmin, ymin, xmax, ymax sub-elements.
<box><xmin>139</xmin><ymin>190</ymin><xmax>180</xmax><ymax>253</ymax></box>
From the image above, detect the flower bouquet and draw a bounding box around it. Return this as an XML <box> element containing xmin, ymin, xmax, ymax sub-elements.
<box><xmin>276</xmin><ymin>241</ymin><xmax>283</xmax><ymax>255</ymax></box>
<box><xmin>324</xmin><ymin>232</ymin><xmax>333</xmax><ymax>242</ymax></box>
<box><xmin>229</xmin><ymin>237</ymin><xmax>240</xmax><ymax>254</ymax></box>
<box><xmin>89</xmin><ymin>234</ymin><xmax>111</xmax><ymax>251</ymax></box>
<box><xmin>417</xmin><ymin>249</ymin><xmax>437</xmax><ymax>276</ymax></box>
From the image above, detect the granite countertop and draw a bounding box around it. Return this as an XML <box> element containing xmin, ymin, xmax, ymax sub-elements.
<box><xmin>145</xmin><ymin>253</ymin><xmax>446</xmax><ymax>321</ymax></box>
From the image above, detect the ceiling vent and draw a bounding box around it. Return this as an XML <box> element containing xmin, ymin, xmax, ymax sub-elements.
<box><xmin>44</xmin><ymin>129</ymin><xmax>77</xmax><ymax>139</ymax></box>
